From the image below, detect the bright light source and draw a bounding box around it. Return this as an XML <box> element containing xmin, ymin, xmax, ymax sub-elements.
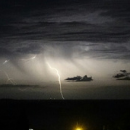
<box><xmin>76</xmin><ymin>127</ymin><xmax>83</xmax><ymax>130</ymax></box>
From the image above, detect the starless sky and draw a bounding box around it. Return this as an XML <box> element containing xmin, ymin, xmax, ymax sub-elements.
<box><xmin>0</xmin><ymin>0</ymin><xmax>130</xmax><ymax>84</ymax></box>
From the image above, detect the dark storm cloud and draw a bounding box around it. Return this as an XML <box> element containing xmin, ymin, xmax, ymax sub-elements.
<box><xmin>0</xmin><ymin>48</ymin><xmax>12</xmax><ymax>57</ymax></box>
<box><xmin>1</xmin><ymin>0</ymin><xmax>130</xmax><ymax>41</ymax></box>
<box><xmin>81</xmin><ymin>43</ymin><xmax>130</xmax><ymax>59</ymax></box>
<box><xmin>0</xmin><ymin>0</ymin><xmax>130</xmax><ymax>60</ymax></box>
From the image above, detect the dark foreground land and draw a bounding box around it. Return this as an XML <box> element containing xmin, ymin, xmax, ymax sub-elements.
<box><xmin>0</xmin><ymin>99</ymin><xmax>130</xmax><ymax>130</ymax></box>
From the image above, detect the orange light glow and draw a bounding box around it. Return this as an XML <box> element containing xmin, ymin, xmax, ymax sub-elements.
<box><xmin>76</xmin><ymin>127</ymin><xmax>83</xmax><ymax>130</ymax></box>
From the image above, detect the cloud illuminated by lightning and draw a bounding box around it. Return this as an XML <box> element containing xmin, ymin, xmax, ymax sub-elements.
<box><xmin>31</xmin><ymin>55</ymin><xmax>36</xmax><ymax>60</ymax></box>
<box><xmin>3</xmin><ymin>60</ymin><xmax>9</xmax><ymax>64</ymax></box>
<box><xmin>21</xmin><ymin>55</ymin><xmax>37</xmax><ymax>62</ymax></box>
<box><xmin>46</xmin><ymin>62</ymin><xmax>65</xmax><ymax>99</ymax></box>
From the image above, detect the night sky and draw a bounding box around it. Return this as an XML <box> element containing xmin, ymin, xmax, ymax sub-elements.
<box><xmin>0</xmin><ymin>1</ymin><xmax>130</xmax><ymax>129</ymax></box>
<box><xmin>0</xmin><ymin>0</ymin><xmax>130</xmax><ymax>84</ymax></box>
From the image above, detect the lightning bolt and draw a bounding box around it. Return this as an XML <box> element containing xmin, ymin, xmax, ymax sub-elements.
<box><xmin>47</xmin><ymin>62</ymin><xmax>65</xmax><ymax>99</ymax></box>
<box><xmin>0</xmin><ymin>60</ymin><xmax>16</xmax><ymax>85</ymax></box>
<box><xmin>0</xmin><ymin>70</ymin><xmax>16</xmax><ymax>85</ymax></box>
<box><xmin>4</xmin><ymin>71</ymin><xmax>16</xmax><ymax>85</ymax></box>
<box><xmin>0</xmin><ymin>57</ymin><xmax>37</xmax><ymax>91</ymax></box>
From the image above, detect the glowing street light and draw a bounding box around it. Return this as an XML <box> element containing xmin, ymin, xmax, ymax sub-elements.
<box><xmin>76</xmin><ymin>127</ymin><xmax>83</xmax><ymax>130</ymax></box>
<box><xmin>74</xmin><ymin>123</ymin><xmax>85</xmax><ymax>130</ymax></box>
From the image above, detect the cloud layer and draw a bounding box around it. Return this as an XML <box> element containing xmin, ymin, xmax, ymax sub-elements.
<box><xmin>0</xmin><ymin>0</ymin><xmax>130</xmax><ymax>59</ymax></box>
<box><xmin>0</xmin><ymin>0</ymin><xmax>130</xmax><ymax>83</ymax></box>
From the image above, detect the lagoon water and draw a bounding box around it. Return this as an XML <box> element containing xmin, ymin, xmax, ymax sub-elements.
<box><xmin>0</xmin><ymin>79</ymin><xmax>130</xmax><ymax>99</ymax></box>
